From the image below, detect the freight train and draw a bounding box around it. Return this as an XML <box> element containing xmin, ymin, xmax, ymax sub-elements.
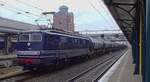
<box><xmin>16</xmin><ymin>29</ymin><xmax>126</xmax><ymax>70</ymax></box>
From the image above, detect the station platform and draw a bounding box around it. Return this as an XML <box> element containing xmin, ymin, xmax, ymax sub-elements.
<box><xmin>99</xmin><ymin>48</ymin><xmax>142</xmax><ymax>82</ymax></box>
<box><xmin>0</xmin><ymin>54</ymin><xmax>17</xmax><ymax>67</ymax></box>
<box><xmin>0</xmin><ymin>54</ymin><xmax>16</xmax><ymax>60</ymax></box>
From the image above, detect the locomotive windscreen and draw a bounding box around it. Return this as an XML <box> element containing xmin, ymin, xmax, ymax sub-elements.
<box><xmin>19</xmin><ymin>34</ymin><xmax>29</xmax><ymax>42</ymax></box>
<box><xmin>19</xmin><ymin>33</ymin><xmax>42</xmax><ymax>42</ymax></box>
<box><xmin>30</xmin><ymin>33</ymin><xmax>42</xmax><ymax>41</ymax></box>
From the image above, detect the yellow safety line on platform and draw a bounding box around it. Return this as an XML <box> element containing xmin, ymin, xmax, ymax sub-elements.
<box><xmin>139</xmin><ymin>10</ymin><xmax>142</xmax><ymax>75</ymax></box>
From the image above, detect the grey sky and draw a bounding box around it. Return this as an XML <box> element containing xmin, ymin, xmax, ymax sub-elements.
<box><xmin>0</xmin><ymin>0</ymin><xmax>120</xmax><ymax>31</ymax></box>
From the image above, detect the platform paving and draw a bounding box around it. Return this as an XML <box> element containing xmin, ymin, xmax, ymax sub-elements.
<box><xmin>0</xmin><ymin>54</ymin><xmax>17</xmax><ymax>67</ymax></box>
<box><xmin>0</xmin><ymin>55</ymin><xmax>16</xmax><ymax>60</ymax></box>
<box><xmin>107</xmin><ymin>49</ymin><xmax>142</xmax><ymax>82</ymax></box>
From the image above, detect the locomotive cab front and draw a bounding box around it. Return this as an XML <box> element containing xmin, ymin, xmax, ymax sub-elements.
<box><xmin>17</xmin><ymin>32</ymin><xmax>44</xmax><ymax>68</ymax></box>
<box><xmin>18</xmin><ymin>32</ymin><xmax>43</xmax><ymax>51</ymax></box>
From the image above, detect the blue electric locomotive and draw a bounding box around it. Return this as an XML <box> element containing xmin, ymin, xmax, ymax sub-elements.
<box><xmin>16</xmin><ymin>29</ymin><xmax>127</xmax><ymax>70</ymax></box>
<box><xmin>17</xmin><ymin>30</ymin><xmax>92</xmax><ymax>69</ymax></box>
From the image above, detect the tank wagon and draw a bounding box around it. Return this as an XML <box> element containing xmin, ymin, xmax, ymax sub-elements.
<box><xmin>16</xmin><ymin>29</ymin><xmax>126</xmax><ymax>70</ymax></box>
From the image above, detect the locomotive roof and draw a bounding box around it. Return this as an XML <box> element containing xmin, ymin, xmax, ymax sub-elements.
<box><xmin>20</xmin><ymin>29</ymin><xmax>90</xmax><ymax>40</ymax></box>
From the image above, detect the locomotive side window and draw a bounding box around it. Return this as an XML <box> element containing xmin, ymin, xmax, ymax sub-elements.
<box><xmin>19</xmin><ymin>34</ymin><xmax>29</xmax><ymax>42</ymax></box>
<box><xmin>47</xmin><ymin>35</ymin><xmax>53</xmax><ymax>41</ymax></box>
<box><xmin>74</xmin><ymin>38</ymin><xmax>78</xmax><ymax>44</ymax></box>
<box><xmin>60</xmin><ymin>36</ymin><xmax>67</xmax><ymax>43</ymax></box>
<box><xmin>47</xmin><ymin>35</ymin><xmax>55</xmax><ymax>44</ymax></box>
<box><xmin>30</xmin><ymin>33</ymin><xmax>42</xmax><ymax>42</ymax></box>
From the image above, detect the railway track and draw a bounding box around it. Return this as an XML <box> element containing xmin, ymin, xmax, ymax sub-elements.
<box><xmin>0</xmin><ymin>49</ymin><xmax>127</xmax><ymax>82</ymax></box>
<box><xmin>66</xmin><ymin>50</ymin><xmax>127</xmax><ymax>82</ymax></box>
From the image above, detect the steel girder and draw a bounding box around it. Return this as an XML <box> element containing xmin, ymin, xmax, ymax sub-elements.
<box><xmin>104</xmin><ymin>0</ymin><xmax>138</xmax><ymax>44</ymax></box>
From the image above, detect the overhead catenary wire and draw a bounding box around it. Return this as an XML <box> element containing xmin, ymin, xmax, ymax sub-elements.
<box><xmin>0</xmin><ymin>0</ymin><xmax>53</xmax><ymax>27</ymax></box>
<box><xmin>87</xmin><ymin>0</ymin><xmax>115</xmax><ymax>28</ymax></box>
<box><xmin>0</xmin><ymin>1</ymin><xmax>41</xmax><ymax>23</ymax></box>
<box><xmin>0</xmin><ymin>4</ymin><xmax>49</xmax><ymax>27</ymax></box>
<box><xmin>15</xmin><ymin>0</ymin><xmax>45</xmax><ymax>12</ymax></box>
<box><xmin>33</xmin><ymin>11</ymin><xmax>53</xmax><ymax>27</ymax></box>
<box><xmin>96</xmin><ymin>0</ymin><xmax>119</xmax><ymax>28</ymax></box>
<box><xmin>0</xmin><ymin>1</ymin><xmax>41</xmax><ymax>17</ymax></box>
<box><xmin>8</xmin><ymin>0</ymin><xmax>51</xmax><ymax>26</ymax></box>
<box><xmin>74</xmin><ymin>24</ymin><xmax>117</xmax><ymax>28</ymax></box>
<box><xmin>0</xmin><ymin>0</ymin><xmax>117</xmax><ymax>28</ymax></box>
<box><xmin>0</xmin><ymin>4</ymin><xmax>37</xmax><ymax>19</ymax></box>
<box><xmin>0</xmin><ymin>7</ymin><xmax>49</xmax><ymax>26</ymax></box>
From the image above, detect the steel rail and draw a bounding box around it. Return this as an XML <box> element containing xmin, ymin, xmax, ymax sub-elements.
<box><xmin>93</xmin><ymin>50</ymin><xmax>128</xmax><ymax>82</ymax></box>
<box><xmin>66</xmin><ymin>49</ymin><xmax>127</xmax><ymax>82</ymax></box>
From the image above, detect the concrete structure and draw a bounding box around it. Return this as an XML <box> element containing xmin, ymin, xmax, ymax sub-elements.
<box><xmin>53</xmin><ymin>5</ymin><xmax>74</xmax><ymax>32</ymax></box>
<box><xmin>0</xmin><ymin>17</ymin><xmax>39</xmax><ymax>33</ymax></box>
<box><xmin>104</xmin><ymin>1</ymin><xmax>144</xmax><ymax>80</ymax></box>
<box><xmin>99</xmin><ymin>48</ymin><xmax>142</xmax><ymax>82</ymax></box>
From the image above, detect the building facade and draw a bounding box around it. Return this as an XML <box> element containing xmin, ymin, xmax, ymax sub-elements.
<box><xmin>53</xmin><ymin>5</ymin><xmax>74</xmax><ymax>32</ymax></box>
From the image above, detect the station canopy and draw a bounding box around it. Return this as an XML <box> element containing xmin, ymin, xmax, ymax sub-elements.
<box><xmin>104</xmin><ymin>0</ymin><xmax>137</xmax><ymax>43</ymax></box>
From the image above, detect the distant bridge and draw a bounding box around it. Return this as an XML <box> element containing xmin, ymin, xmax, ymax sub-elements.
<box><xmin>111</xmin><ymin>40</ymin><xmax>128</xmax><ymax>42</ymax></box>
<box><xmin>77</xmin><ymin>30</ymin><xmax>122</xmax><ymax>34</ymax></box>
